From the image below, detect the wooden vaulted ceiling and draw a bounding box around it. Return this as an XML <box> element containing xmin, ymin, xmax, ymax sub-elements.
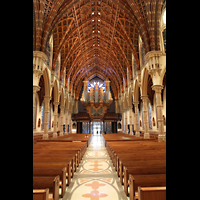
<box><xmin>33</xmin><ymin>0</ymin><xmax>165</xmax><ymax>100</ymax></box>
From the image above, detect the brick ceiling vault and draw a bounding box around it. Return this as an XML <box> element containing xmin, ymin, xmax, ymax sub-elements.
<box><xmin>33</xmin><ymin>0</ymin><xmax>165</xmax><ymax>100</ymax></box>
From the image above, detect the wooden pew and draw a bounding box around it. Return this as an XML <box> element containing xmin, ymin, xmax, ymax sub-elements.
<box><xmin>33</xmin><ymin>141</ymin><xmax>87</xmax><ymax>163</ymax></box>
<box><xmin>103</xmin><ymin>134</ymin><xmax>156</xmax><ymax>146</ymax></box>
<box><xmin>33</xmin><ymin>135</ymin><xmax>90</xmax><ymax>199</ymax></box>
<box><xmin>33</xmin><ymin>188</ymin><xmax>49</xmax><ymax>200</ymax></box>
<box><xmin>33</xmin><ymin>150</ymin><xmax>79</xmax><ymax>168</ymax></box>
<box><xmin>138</xmin><ymin>187</ymin><xmax>166</xmax><ymax>200</ymax></box>
<box><xmin>129</xmin><ymin>174</ymin><xmax>166</xmax><ymax>200</ymax></box>
<box><xmin>33</xmin><ymin>167</ymin><xmax>66</xmax><ymax>197</ymax></box>
<box><xmin>119</xmin><ymin>159</ymin><xmax>166</xmax><ymax>185</ymax></box>
<box><xmin>115</xmin><ymin>152</ymin><xmax>165</xmax><ymax>173</ymax></box>
<box><xmin>33</xmin><ymin>162</ymin><xmax>71</xmax><ymax>186</ymax></box>
<box><xmin>123</xmin><ymin>165</ymin><xmax>166</xmax><ymax>195</ymax></box>
<box><xmin>33</xmin><ymin>141</ymin><xmax>87</xmax><ymax>160</ymax></box>
<box><xmin>33</xmin><ymin>176</ymin><xmax>60</xmax><ymax>200</ymax></box>
<box><xmin>33</xmin><ymin>155</ymin><xmax>75</xmax><ymax>178</ymax></box>
<box><xmin>117</xmin><ymin>153</ymin><xmax>165</xmax><ymax>174</ymax></box>
<box><xmin>39</xmin><ymin>134</ymin><xmax>93</xmax><ymax>147</ymax></box>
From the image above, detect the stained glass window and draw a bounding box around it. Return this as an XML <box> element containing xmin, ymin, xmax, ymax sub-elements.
<box><xmin>162</xmin><ymin>28</ymin><xmax>166</xmax><ymax>53</ymax></box>
<box><xmin>55</xmin><ymin>58</ymin><xmax>59</xmax><ymax>78</ymax></box>
<box><xmin>163</xmin><ymin>10</ymin><xmax>166</xmax><ymax>24</ymax></box>
<box><xmin>45</xmin><ymin>43</ymin><xmax>51</xmax><ymax>67</ymax></box>
<box><xmin>148</xmin><ymin>102</ymin><xmax>152</xmax><ymax>129</ymax></box>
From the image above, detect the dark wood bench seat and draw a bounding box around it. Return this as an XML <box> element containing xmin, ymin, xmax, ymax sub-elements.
<box><xmin>115</xmin><ymin>153</ymin><xmax>165</xmax><ymax>173</ymax></box>
<box><xmin>33</xmin><ymin>176</ymin><xmax>60</xmax><ymax>200</ymax></box>
<box><xmin>33</xmin><ymin>156</ymin><xmax>74</xmax><ymax>178</ymax></box>
<box><xmin>38</xmin><ymin>134</ymin><xmax>93</xmax><ymax>147</ymax></box>
<box><xmin>119</xmin><ymin>159</ymin><xmax>166</xmax><ymax>185</ymax></box>
<box><xmin>33</xmin><ymin>188</ymin><xmax>49</xmax><ymax>200</ymax></box>
<box><xmin>129</xmin><ymin>174</ymin><xmax>166</xmax><ymax>200</ymax></box>
<box><xmin>124</xmin><ymin>165</ymin><xmax>166</xmax><ymax>195</ymax></box>
<box><xmin>33</xmin><ymin>168</ymin><xmax>66</xmax><ymax>197</ymax></box>
<box><xmin>138</xmin><ymin>186</ymin><xmax>166</xmax><ymax>200</ymax></box>
<box><xmin>33</xmin><ymin>162</ymin><xmax>71</xmax><ymax>186</ymax></box>
<box><xmin>33</xmin><ymin>142</ymin><xmax>87</xmax><ymax>159</ymax></box>
<box><xmin>103</xmin><ymin>135</ymin><xmax>166</xmax><ymax>200</ymax></box>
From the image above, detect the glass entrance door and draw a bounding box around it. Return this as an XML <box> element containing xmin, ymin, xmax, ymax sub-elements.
<box><xmin>93</xmin><ymin>122</ymin><xmax>101</xmax><ymax>135</ymax></box>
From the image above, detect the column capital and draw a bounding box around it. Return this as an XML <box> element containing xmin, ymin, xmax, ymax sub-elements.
<box><xmin>60</xmin><ymin>105</ymin><xmax>65</xmax><ymax>110</ymax></box>
<box><xmin>133</xmin><ymin>101</ymin><xmax>139</xmax><ymax>105</ymax></box>
<box><xmin>33</xmin><ymin>85</ymin><xmax>40</xmax><ymax>94</ymax></box>
<box><xmin>53</xmin><ymin>101</ymin><xmax>59</xmax><ymax>106</ymax></box>
<box><xmin>44</xmin><ymin>95</ymin><xmax>51</xmax><ymax>102</ymax></box>
<box><xmin>151</xmin><ymin>85</ymin><xmax>164</xmax><ymax>93</ymax></box>
<box><xmin>141</xmin><ymin>95</ymin><xmax>148</xmax><ymax>101</ymax></box>
<box><xmin>128</xmin><ymin>105</ymin><xmax>132</xmax><ymax>109</ymax></box>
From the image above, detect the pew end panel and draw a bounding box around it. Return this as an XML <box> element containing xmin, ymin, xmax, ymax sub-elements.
<box><xmin>61</xmin><ymin>167</ymin><xmax>67</xmax><ymax>197</ymax></box>
<box><xmin>66</xmin><ymin>161</ymin><xmax>71</xmax><ymax>186</ymax></box>
<box><xmin>124</xmin><ymin>166</ymin><xmax>129</xmax><ymax>195</ymax></box>
<box><xmin>33</xmin><ymin>188</ymin><xmax>49</xmax><ymax>200</ymax></box>
<box><xmin>138</xmin><ymin>186</ymin><xmax>166</xmax><ymax>200</ymax></box>
<box><xmin>53</xmin><ymin>175</ymin><xmax>60</xmax><ymax>200</ymax></box>
<box><xmin>117</xmin><ymin>156</ymin><xmax>120</xmax><ymax>176</ymax></box>
<box><xmin>129</xmin><ymin>174</ymin><xmax>135</xmax><ymax>200</ymax></box>
<box><xmin>119</xmin><ymin>160</ymin><xmax>124</xmax><ymax>185</ymax></box>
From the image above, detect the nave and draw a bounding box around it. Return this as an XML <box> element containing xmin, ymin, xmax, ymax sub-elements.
<box><xmin>63</xmin><ymin>134</ymin><xmax>128</xmax><ymax>200</ymax></box>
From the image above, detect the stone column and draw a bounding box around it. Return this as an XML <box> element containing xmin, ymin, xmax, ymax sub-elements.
<box><xmin>89</xmin><ymin>121</ymin><xmax>91</xmax><ymax>133</ymax></box>
<box><xmin>33</xmin><ymin>85</ymin><xmax>40</xmax><ymax>128</ymax></box>
<box><xmin>133</xmin><ymin>101</ymin><xmax>140</xmax><ymax>137</ymax></box>
<box><xmin>60</xmin><ymin>105</ymin><xmax>65</xmax><ymax>136</ymax></box>
<box><xmin>53</xmin><ymin>102</ymin><xmax>59</xmax><ymax>138</ymax></box>
<box><xmin>69</xmin><ymin>113</ymin><xmax>72</xmax><ymax>133</ymax></box>
<box><xmin>125</xmin><ymin>111</ymin><xmax>128</xmax><ymax>134</ymax></box>
<box><xmin>128</xmin><ymin>106</ymin><xmax>133</xmax><ymax>135</ymax></box>
<box><xmin>65</xmin><ymin>109</ymin><xmax>69</xmax><ymax>134</ymax></box>
<box><xmin>122</xmin><ymin>112</ymin><xmax>125</xmax><ymax>133</ymax></box>
<box><xmin>43</xmin><ymin>96</ymin><xmax>51</xmax><ymax>139</ymax></box>
<box><xmin>141</xmin><ymin>95</ymin><xmax>150</xmax><ymax>139</ymax></box>
<box><xmin>152</xmin><ymin>85</ymin><xmax>166</xmax><ymax>142</ymax></box>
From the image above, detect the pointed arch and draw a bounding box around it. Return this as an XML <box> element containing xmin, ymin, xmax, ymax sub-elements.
<box><xmin>60</xmin><ymin>87</ymin><xmax>65</xmax><ymax>106</ymax></box>
<box><xmin>133</xmin><ymin>79</ymin><xmax>140</xmax><ymax>103</ymax></box>
<box><xmin>128</xmin><ymin>88</ymin><xmax>133</xmax><ymax>108</ymax></box>
<box><xmin>43</xmin><ymin>68</ymin><xmax>51</xmax><ymax>97</ymax></box>
<box><xmin>53</xmin><ymin>80</ymin><xmax>59</xmax><ymax>102</ymax></box>
<box><xmin>141</xmin><ymin>68</ymin><xmax>150</xmax><ymax>96</ymax></box>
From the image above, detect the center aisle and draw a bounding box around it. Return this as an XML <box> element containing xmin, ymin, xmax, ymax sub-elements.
<box><xmin>63</xmin><ymin>134</ymin><xmax>128</xmax><ymax>200</ymax></box>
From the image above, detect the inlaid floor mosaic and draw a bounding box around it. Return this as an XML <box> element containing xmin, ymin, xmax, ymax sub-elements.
<box><xmin>61</xmin><ymin>135</ymin><xmax>128</xmax><ymax>200</ymax></box>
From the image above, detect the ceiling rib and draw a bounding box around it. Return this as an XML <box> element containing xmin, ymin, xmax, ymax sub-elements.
<box><xmin>105</xmin><ymin>0</ymin><xmax>119</xmax><ymax>77</ymax></box>
<box><xmin>72</xmin><ymin>1</ymin><xmax>88</xmax><ymax>77</ymax></box>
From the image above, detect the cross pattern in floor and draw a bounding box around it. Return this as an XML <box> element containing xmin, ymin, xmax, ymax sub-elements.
<box><xmin>61</xmin><ymin>135</ymin><xmax>128</xmax><ymax>200</ymax></box>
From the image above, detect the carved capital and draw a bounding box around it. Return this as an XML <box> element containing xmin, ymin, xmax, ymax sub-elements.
<box><xmin>151</xmin><ymin>85</ymin><xmax>164</xmax><ymax>93</ymax></box>
<box><xmin>53</xmin><ymin>101</ymin><xmax>60</xmax><ymax>106</ymax></box>
<box><xmin>133</xmin><ymin>101</ymin><xmax>139</xmax><ymax>105</ymax></box>
<box><xmin>44</xmin><ymin>95</ymin><xmax>51</xmax><ymax>102</ymax></box>
<box><xmin>33</xmin><ymin>85</ymin><xmax>40</xmax><ymax>94</ymax></box>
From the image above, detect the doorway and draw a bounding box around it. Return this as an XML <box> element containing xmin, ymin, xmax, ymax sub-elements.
<box><xmin>93</xmin><ymin>122</ymin><xmax>101</xmax><ymax>135</ymax></box>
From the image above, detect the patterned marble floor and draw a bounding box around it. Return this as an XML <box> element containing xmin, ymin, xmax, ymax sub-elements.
<box><xmin>61</xmin><ymin>134</ymin><xmax>128</xmax><ymax>200</ymax></box>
